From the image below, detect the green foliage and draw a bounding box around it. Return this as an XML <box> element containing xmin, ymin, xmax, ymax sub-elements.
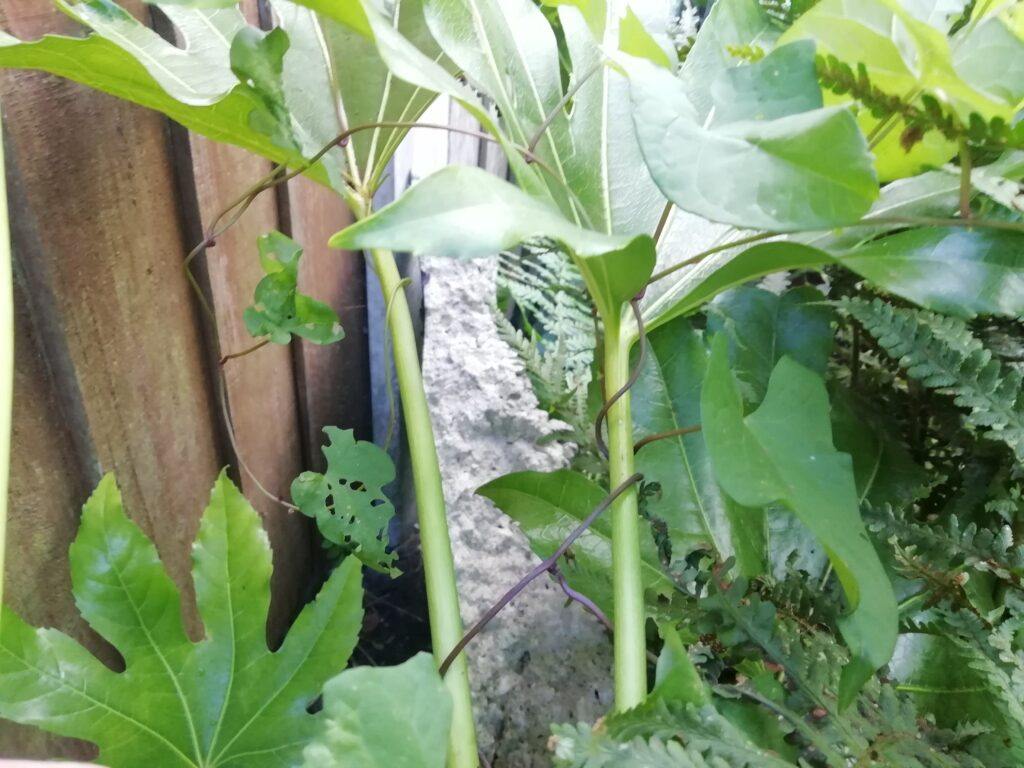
<box><xmin>301</xmin><ymin>653</ymin><xmax>451</xmax><ymax>768</ymax></box>
<box><xmin>844</xmin><ymin>297</ymin><xmax>1024</xmax><ymax>461</ymax></box>
<box><xmin>625</xmin><ymin>41</ymin><xmax>879</xmax><ymax>232</ymax></box>
<box><xmin>707</xmin><ymin>285</ymin><xmax>835</xmax><ymax>405</ymax></box>
<box><xmin>0</xmin><ymin>472</ymin><xmax>364</xmax><ymax>767</ymax></box>
<box><xmin>330</xmin><ymin>165</ymin><xmax>657</xmax><ymax>318</ymax></box>
<box><xmin>476</xmin><ymin>469</ymin><xmax>674</xmax><ymax>619</ymax></box>
<box><xmin>292</xmin><ymin>427</ymin><xmax>399</xmax><ymax>575</ymax></box>
<box><xmin>631</xmin><ymin>316</ymin><xmax>767</xmax><ymax>576</ymax></box>
<box><xmin>702</xmin><ymin>338</ymin><xmax>897</xmax><ymax>706</ymax></box>
<box><xmin>839</xmin><ymin>228</ymin><xmax>1024</xmax><ymax>319</ymax></box>
<box><xmin>244</xmin><ymin>231</ymin><xmax>345</xmax><ymax>345</ymax></box>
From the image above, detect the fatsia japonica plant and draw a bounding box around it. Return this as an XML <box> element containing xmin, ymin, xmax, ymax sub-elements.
<box><xmin>0</xmin><ymin>0</ymin><xmax>1023</xmax><ymax>766</ymax></box>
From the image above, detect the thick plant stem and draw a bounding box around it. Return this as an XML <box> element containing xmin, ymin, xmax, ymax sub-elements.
<box><xmin>603</xmin><ymin>311</ymin><xmax>647</xmax><ymax>710</ymax></box>
<box><xmin>367</xmin><ymin>245</ymin><xmax>478</xmax><ymax>768</ymax></box>
<box><xmin>0</xmin><ymin>110</ymin><xmax>10</xmax><ymax>614</ymax></box>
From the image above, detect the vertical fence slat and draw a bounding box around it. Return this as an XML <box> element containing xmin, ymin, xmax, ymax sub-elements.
<box><xmin>0</xmin><ymin>0</ymin><xmax>231</xmax><ymax>757</ymax></box>
<box><xmin>182</xmin><ymin>128</ymin><xmax>312</xmax><ymax>640</ymax></box>
<box><xmin>287</xmin><ymin>175</ymin><xmax>372</xmax><ymax>461</ymax></box>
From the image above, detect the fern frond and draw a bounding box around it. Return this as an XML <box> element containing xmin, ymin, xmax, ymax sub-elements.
<box><xmin>844</xmin><ymin>298</ymin><xmax>1024</xmax><ymax>461</ymax></box>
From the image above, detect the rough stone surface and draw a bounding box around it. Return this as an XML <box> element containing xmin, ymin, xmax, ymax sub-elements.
<box><xmin>421</xmin><ymin>257</ymin><xmax>613</xmax><ymax>767</ymax></box>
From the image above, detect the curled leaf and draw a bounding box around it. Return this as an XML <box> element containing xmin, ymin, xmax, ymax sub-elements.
<box><xmin>244</xmin><ymin>231</ymin><xmax>345</xmax><ymax>345</ymax></box>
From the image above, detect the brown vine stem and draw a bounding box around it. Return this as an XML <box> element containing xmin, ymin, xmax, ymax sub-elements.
<box><xmin>633</xmin><ymin>424</ymin><xmax>701</xmax><ymax>453</ymax></box>
<box><xmin>594</xmin><ymin>299</ymin><xmax>647</xmax><ymax>460</ymax></box>
<box><xmin>219</xmin><ymin>338</ymin><xmax>269</xmax><ymax>366</ymax></box>
<box><xmin>182</xmin><ymin>120</ymin><xmax>565</xmax><ymax>321</ymax></box>
<box><xmin>652</xmin><ymin>201</ymin><xmax>674</xmax><ymax>246</ymax></box>
<box><xmin>646</xmin><ymin>231</ymin><xmax>775</xmax><ymax>285</ymax></box>
<box><xmin>438</xmin><ymin>471</ymin><xmax>644</xmax><ymax>677</ymax></box>
<box><xmin>216</xmin><ymin>368</ymin><xmax>299</xmax><ymax>513</ymax></box>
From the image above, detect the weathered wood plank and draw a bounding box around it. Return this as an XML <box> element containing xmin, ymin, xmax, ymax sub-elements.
<box><xmin>286</xmin><ymin>175</ymin><xmax>372</xmax><ymax>460</ymax></box>
<box><xmin>0</xmin><ymin>0</ymin><xmax>229</xmax><ymax>756</ymax></box>
<box><xmin>179</xmin><ymin>95</ymin><xmax>311</xmax><ymax>642</ymax></box>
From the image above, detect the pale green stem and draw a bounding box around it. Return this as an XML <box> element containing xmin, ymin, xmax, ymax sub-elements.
<box><xmin>366</xmin><ymin>243</ymin><xmax>478</xmax><ymax>768</ymax></box>
<box><xmin>603</xmin><ymin>310</ymin><xmax>647</xmax><ymax>710</ymax></box>
<box><xmin>0</xmin><ymin>110</ymin><xmax>10</xmax><ymax>616</ymax></box>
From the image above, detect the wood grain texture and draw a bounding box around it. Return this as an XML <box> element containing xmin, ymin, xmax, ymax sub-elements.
<box><xmin>183</xmin><ymin>131</ymin><xmax>312</xmax><ymax>642</ymax></box>
<box><xmin>0</xmin><ymin>0</ymin><xmax>339</xmax><ymax>756</ymax></box>
<box><xmin>0</xmin><ymin>0</ymin><xmax>225</xmax><ymax>757</ymax></box>
<box><xmin>287</xmin><ymin>174</ymin><xmax>372</xmax><ymax>462</ymax></box>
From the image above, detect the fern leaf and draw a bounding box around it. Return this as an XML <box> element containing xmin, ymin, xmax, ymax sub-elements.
<box><xmin>844</xmin><ymin>298</ymin><xmax>1024</xmax><ymax>461</ymax></box>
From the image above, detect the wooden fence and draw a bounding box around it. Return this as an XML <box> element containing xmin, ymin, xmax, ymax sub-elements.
<box><xmin>1</xmin><ymin>0</ymin><xmax>377</xmax><ymax>758</ymax></box>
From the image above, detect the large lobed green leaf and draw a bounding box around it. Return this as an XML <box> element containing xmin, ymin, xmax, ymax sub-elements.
<box><xmin>0</xmin><ymin>472</ymin><xmax>364</xmax><ymax>767</ymax></box>
<box><xmin>0</xmin><ymin>0</ymin><xmax>463</xmax><ymax>193</ymax></box>
<box><xmin>701</xmin><ymin>339</ymin><xmax>897</xmax><ymax>707</ymax></box>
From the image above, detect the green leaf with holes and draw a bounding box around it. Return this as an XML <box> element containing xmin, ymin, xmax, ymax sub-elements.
<box><xmin>292</xmin><ymin>427</ymin><xmax>399</xmax><ymax>576</ymax></box>
<box><xmin>0</xmin><ymin>471</ymin><xmax>364</xmax><ymax>767</ymax></box>
<box><xmin>244</xmin><ymin>231</ymin><xmax>344</xmax><ymax>345</ymax></box>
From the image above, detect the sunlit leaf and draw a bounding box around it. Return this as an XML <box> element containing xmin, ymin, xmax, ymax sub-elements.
<box><xmin>838</xmin><ymin>227</ymin><xmax>1024</xmax><ymax>319</ymax></box>
<box><xmin>624</xmin><ymin>46</ymin><xmax>878</xmax><ymax>231</ymax></box>
<box><xmin>329</xmin><ymin>165</ymin><xmax>656</xmax><ymax>317</ymax></box>
<box><xmin>559</xmin><ymin>1</ymin><xmax>666</xmax><ymax>237</ymax></box>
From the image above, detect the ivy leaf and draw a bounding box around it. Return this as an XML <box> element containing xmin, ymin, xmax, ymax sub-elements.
<box><xmin>292</xmin><ymin>427</ymin><xmax>399</xmax><ymax>576</ymax></box>
<box><xmin>624</xmin><ymin>38</ymin><xmax>878</xmax><ymax>231</ymax></box>
<box><xmin>701</xmin><ymin>338</ymin><xmax>898</xmax><ymax>707</ymax></box>
<box><xmin>838</xmin><ymin>227</ymin><xmax>1024</xmax><ymax>319</ymax></box>
<box><xmin>0</xmin><ymin>471</ymin><xmax>364</xmax><ymax>767</ymax></box>
<box><xmin>243</xmin><ymin>231</ymin><xmax>344</xmax><ymax>345</ymax></box>
<box><xmin>62</xmin><ymin>1</ymin><xmax>244</xmax><ymax>105</ymax></box>
<box><xmin>329</xmin><ymin>166</ymin><xmax>656</xmax><ymax>318</ymax></box>
<box><xmin>302</xmin><ymin>653</ymin><xmax>451</xmax><ymax>768</ymax></box>
<box><xmin>477</xmin><ymin>469</ymin><xmax>674</xmax><ymax>621</ymax></box>
<box><xmin>631</xmin><ymin>317</ymin><xmax>766</xmax><ymax>576</ymax></box>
